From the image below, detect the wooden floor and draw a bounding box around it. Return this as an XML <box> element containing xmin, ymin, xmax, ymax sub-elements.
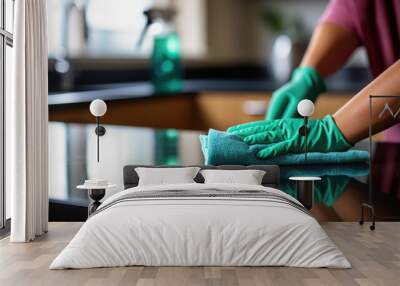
<box><xmin>0</xmin><ymin>222</ymin><xmax>399</xmax><ymax>286</ymax></box>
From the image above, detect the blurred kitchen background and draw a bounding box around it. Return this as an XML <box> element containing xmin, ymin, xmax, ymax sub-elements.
<box><xmin>48</xmin><ymin>0</ymin><xmax>371</xmax><ymax>131</ymax></box>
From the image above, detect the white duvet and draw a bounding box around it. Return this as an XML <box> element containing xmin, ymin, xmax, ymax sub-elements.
<box><xmin>50</xmin><ymin>183</ymin><xmax>351</xmax><ymax>269</ymax></box>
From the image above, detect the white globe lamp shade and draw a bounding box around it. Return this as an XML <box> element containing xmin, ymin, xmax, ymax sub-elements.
<box><xmin>90</xmin><ymin>99</ymin><xmax>107</xmax><ymax>117</ymax></box>
<box><xmin>297</xmin><ymin>99</ymin><xmax>315</xmax><ymax>117</ymax></box>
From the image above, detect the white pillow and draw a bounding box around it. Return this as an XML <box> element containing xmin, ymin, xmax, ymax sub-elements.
<box><xmin>200</xmin><ymin>169</ymin><xmax>266</xmax><ymax>185</ymax></box>
<box><xmin>135</xmin><ymin>167</ymin><xmax>201</xmax><ymax>186</ymax></box>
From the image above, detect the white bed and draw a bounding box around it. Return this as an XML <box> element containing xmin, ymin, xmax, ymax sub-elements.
<box><xmin>50</xmin><ymin>183</ymin><xmax>350</xmax><ymax>269</ymax></box>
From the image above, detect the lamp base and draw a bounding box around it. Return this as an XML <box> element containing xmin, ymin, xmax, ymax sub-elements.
<box><xmin>88</xmin><ymin>188</ymin><xmax>106</xmax><ymax>216</ymax></box>
<box><xmin>95</xmin><ymin>126</ymin><xmax>106</xmax><ymax>136</ymax></box>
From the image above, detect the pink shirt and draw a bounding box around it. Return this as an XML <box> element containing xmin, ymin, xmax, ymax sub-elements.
<box><xmin>321</xmin><ymin>0</ymin><xmax>400</xmax><ymax>142</ymax></box>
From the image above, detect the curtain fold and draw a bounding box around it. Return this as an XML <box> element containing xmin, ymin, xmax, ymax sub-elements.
<box><xmin>9</xmin><ymin>0</ymin><xmax>48</xmax><ymax>242</ymax></box>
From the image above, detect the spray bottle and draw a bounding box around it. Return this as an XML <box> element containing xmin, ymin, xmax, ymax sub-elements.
<box><xmin>137</xmin><ymin>7</ymin><xmax>182</xmax><ymax>93</ymax></box>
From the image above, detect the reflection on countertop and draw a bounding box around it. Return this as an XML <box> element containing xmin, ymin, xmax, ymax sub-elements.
<box><xmin>49</xmin><ymin>122</ymin><xmax>205</xmax><ymax>205</ymax></box>
<box><xmin>49</xmin><ymin>122</ymin><xmax>400</xmax><ymax>223</ymax></box>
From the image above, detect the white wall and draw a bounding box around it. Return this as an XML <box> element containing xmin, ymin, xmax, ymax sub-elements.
<box><xmin>48</xmin><ymin>123</ymin><xmax>68</xmax><ymax>201</ymax></box>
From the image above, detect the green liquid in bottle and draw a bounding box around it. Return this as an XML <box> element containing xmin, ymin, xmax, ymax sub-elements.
<box><xmin>151</xmin><ymin>33</ymin><xmax>183</xmax><ymax>93</ymax></box>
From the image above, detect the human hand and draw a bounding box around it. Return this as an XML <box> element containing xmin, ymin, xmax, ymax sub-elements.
<box><xmin>266</xmin><ymin>67</ymin><xmax>326</xmax><ymax>120</ymax></box>
<box><xmin>227</xmin><ymin>115</ymin><xmax>351</xmax><ymax>159</ymax></box>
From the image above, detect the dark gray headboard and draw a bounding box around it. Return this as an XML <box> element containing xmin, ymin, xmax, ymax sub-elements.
<box><xmin>123</xmin><ymin>165</ymin><xmax>280</xmax><ymax>189</ymax></box>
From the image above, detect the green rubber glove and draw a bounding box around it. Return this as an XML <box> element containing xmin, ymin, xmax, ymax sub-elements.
<box><xmin>313</xmin><ymin>176</ymin><xmax>350</xmax><ymax>207</ymax></box>
<box><xmin>227</xmin><ymin>115</ymin><xmax>351</xmax><ymax>159</ymax></box>
<box><xmin>280</xmin><ymin>176</ymin><xmax>350</xmax><ymax>207</ymax></box>
<box><xmin>266</xmin><ymin>67</ymin><xmax>326</xmax><ymax>120</ymax></box>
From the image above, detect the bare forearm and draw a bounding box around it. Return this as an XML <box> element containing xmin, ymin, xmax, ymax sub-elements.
<box><xmin>333</xmin><ymin>60</ymin><xmax>400</xmax><ymax>144</ymax></box>
<box><xmin>301</xmin><ymin>23</ymin><xmax>358</xmax><ymax>77</ymax></box>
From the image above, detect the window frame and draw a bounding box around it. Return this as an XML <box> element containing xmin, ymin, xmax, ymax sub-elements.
<box><xmin>0</xmin><ymin>0</ymin><xmax>13</xmax><ymax>230</ymax></box>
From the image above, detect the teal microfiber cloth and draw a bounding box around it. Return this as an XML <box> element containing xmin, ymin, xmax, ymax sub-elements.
<box><xmin>200</xmin><ymin>129</ymin><xmax>369</xmax><ymax>165</ymax></box>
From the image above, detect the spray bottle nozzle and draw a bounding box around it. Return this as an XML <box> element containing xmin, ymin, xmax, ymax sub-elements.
<box><xmin>136</xmin><ymin>7</ymin><xmax>176</xmax><ymax>49</ymax></box>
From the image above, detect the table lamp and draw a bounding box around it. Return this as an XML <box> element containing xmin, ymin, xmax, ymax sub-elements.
<box><xmin>297</xmin><ymin>99</ymin><xmax>315</xmax><ymax>161</ymax></box>
<box><xmin>89</xmin><ymin>99</ymin><xmax>107</xmax><ymax>162</ymax></box>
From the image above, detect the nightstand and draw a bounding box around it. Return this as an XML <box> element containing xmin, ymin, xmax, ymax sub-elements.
<box><xmin>289</xmin><ymin>177</ymin><xmax>321</xmax><ymax>210</ymax></box>
<box><xmin>77</xmin><ymin>184</ymin><xmax>117</xmax><ymax>216</ymax></box>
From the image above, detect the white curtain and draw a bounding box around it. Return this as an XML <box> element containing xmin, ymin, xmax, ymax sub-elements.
<box><xmin>8</xmin><ymin>0</ymin><xmax>48</xmax><ymax>242</ymax></box>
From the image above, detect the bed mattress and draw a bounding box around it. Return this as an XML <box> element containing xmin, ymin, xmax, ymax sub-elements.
<box><xmin>50</xmin><ymin>183</ymin><xmax>350</xmax><ymax>269</ymax></box>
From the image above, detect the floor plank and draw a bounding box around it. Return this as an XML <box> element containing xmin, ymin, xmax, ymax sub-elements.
<box><xmin>0</xmin><ymin>222</ymin><xmax>399</xmax><ymax>286</ymax></box>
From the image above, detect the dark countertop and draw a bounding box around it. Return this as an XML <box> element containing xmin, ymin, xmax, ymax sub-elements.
<box><xmin>49</xmin><ymin>80</ymin><xmax>279</xmax><ymax>105</ymax></box>
<box><xmin>48</xmin><ymin>77</ymin><xmax>369</xmax><ymax>106</ymax></box>
<box><xmin>48</xmin><ymin>61</ymin><xmax>372</xmax><ymax>106</ymax></box>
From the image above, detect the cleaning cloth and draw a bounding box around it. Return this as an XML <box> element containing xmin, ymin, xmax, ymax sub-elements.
<box><xmin>200</xmin><ymin>129</ymin><xmax>369</xmax><ymax>166</ymax></box>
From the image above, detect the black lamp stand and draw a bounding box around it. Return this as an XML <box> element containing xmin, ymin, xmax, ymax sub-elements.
<box><xmin>95</xmin><ymin>117</ymin><xmax>106</xmax><ymax>162</ymax></box>
<box><xmin>298</xmin><ymin>116</ymin><xmax>309</xmax><ymax>161</ymax></box>
<box><xmin>88</xmin><ymin>189</ymin><xmax>106</xmax><ymax>216</ymax></box>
